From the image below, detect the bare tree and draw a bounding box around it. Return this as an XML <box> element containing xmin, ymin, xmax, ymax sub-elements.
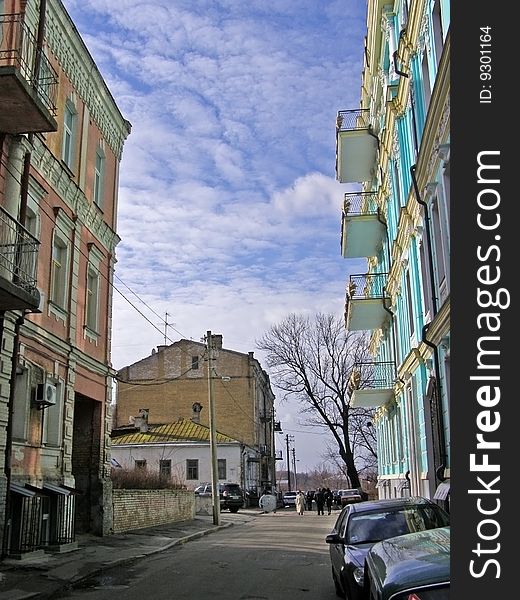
<box><xmin>257</xmin><ymin>312</ymin><xmax>377</xmax><ymax>489</ymax></box>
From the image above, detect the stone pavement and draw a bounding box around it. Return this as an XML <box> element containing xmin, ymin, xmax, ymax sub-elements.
<box><xmin>0</xmin><ymin>509</ymin><xmax>262</xmax><ymax>599</ymax></box>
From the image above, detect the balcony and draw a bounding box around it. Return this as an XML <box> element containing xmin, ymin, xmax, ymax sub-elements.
<box><xmin>0</xmin><ymin>13</ymin><xmax>58</xmax><ymax>134</ymax></box>
<box><xmin>0</xmin><ymin>206</ymin><xmax>40</xmax><ymax>310</ymax></box>
<box><xmin>335</xmin><ymin>109</ymin><xmax>378</xmax><ymax>183</ymax></box>
<box><xmin>344</xmin><ymin>272</ymin><xmax>390</xmax><ymax>331</ymax></box>
<box><xmin>350</xmin><ymin>361</ymin><xmax>396</xmax><ymax>408</ymax></box>
<box><xmin>340</xmin><ymin>192</ymin><xmax>386</xmax><ymax>258</ymax></box>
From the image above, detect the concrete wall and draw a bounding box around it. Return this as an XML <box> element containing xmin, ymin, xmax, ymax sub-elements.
<box><xmin>112</xmin><ymin>489</ymin><xmax>195</xmax><ymax>534</ymax></box>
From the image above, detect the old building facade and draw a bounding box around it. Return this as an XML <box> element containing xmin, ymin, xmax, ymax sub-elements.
<box><xmin>337</xmin><ymin>0</ymin><xmax>450</xmax><ymax>505</ymax></box>
<box><xmin>116</xmin><ymin>335</ymin><xmax>277</xmax><ymax>497</ymax></box>
<box><xmin>0</xmin><ymin>0</ymin><xmax>130</xmax><ymax>555</ymax></box>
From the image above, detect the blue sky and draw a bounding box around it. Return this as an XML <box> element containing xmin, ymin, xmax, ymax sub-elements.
<box><xmin>62</xmin><ymin>0</ymin><xmax>368</xmax><ymax>471</ymax></box>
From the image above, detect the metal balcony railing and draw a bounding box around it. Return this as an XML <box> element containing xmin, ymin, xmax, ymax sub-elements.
<box><xmin>336</xmin><ymin>108</ymin><xmax>371</xmax><ymax>132</ymax></box>
<box><xmin>0</xmin><ymin>206</ymin><xmax>39</xmax><ymax>291</ymax></box>
<box><xmin>351</xmin><ymin>361</ymin><xmax>396</xmax><ymax>391</ymax></box>
<box><xmin>347</xmin><ymin>272</ymin><xmax>388</xmax><ymax>300</ymax></box>
<box><xmin>343</xmin><ymin>191</ymin><xmax>379</xmax><ymax>216</ymax></box>
<box><xmin>0</xmin><ymin>13</ymin><xmax>58</xmax><ymax>116</ymax></box>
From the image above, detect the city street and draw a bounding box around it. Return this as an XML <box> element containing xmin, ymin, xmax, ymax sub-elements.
<box><xmin>52</xmin><ymin>510</ymin><xmax>339</xmax><ymax>599</ymax></box>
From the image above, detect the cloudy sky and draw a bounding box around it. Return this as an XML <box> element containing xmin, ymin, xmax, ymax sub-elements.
<box><xmin>62</xmin><ymin>0</ymin><xmax>368</xmax><ymax>472</ymax></box>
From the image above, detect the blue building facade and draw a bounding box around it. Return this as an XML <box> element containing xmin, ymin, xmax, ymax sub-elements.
<box><xmin>337</xmin><ymin>0</ymin><xmax>450</xmax><ymax>505</ymax></box>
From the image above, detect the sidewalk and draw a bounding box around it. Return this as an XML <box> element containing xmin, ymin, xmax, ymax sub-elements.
<box><xmin>0</xmin><ymin>510</ymin><xmax>261</xmax><ymax>599</ymax></box>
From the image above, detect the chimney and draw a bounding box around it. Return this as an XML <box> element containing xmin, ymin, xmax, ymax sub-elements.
<box><xmin>134</xmin><ymin>408</ymin><xmax>149</xmax><ymax>432</ymax></box>
<box><xmin>212</xmin><ymin>334</ymin><xmax>223</xmax><ymax>350</ymax></box>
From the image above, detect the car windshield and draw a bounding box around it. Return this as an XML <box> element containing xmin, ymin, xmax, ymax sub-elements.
<box><xmin>346</xmin><ymin>506</ymin><xmax>449</xmax><ymax>544</ymax></box>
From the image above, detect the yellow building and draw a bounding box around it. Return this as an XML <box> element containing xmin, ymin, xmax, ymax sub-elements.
<box><xmin>115</xmin><ymin>334</ymin><xmax>277</xmax><ymax>496</ymax></box>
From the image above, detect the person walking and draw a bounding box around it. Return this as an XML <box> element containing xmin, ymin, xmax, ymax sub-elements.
<box><xmin>315</xmin><ymin>488</ymin><xmax>325</xmax><ymax>515</ymax></box>
<box><xmin>305</xmin><ymin>490</ymin><xmax>314</xmax><ymax>511</ymax></box>
<box><xmin>325</xmin><ymin>487</ymin><xmax>333</xmax><ymax>515</ymax></box>
<box><xmin>295</xmin><ymin>490</ymin><xmax>305</xmax><ymax>516</ymax></box>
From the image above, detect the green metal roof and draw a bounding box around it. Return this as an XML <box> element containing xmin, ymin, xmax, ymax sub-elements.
<box><xmin>111</xmin><ymin>419</ymin><xmax>237</xmax><ymax>445</ymax></box>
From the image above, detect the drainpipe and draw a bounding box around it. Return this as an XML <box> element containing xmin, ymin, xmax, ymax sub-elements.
<box><xmin>393</xmin><ymin>43</ymin><xmax>409</xmax><ymax>79</ymax></box>
<box><xmin>1</xmin><ymin>313</ymin><xmax>25</xmax><ymax>559</ymax></box>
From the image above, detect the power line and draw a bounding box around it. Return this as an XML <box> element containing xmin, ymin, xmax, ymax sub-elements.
<box><xmin>0</xmin><ymin>152</ymin><xmax>189</xmax><ymax>345</ymax></box>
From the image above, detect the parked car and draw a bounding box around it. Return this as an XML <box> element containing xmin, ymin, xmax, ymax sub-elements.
<box><xmin>364</xmin><ymin>526</ymin><xmax>450</xmax><ymax>600</ymax></box>
<box><xmin>194</xmin><ymin>482</ymin><xmax>244</xmax><ymax>513</ymax></box>
<box><xmin>337</xmin><ymin>488</ymin><xmax>363</xmax><ymax>506</ymax></box>
<box><xmin>325</xmin><ymin>497</ymin><xmax>450</xmax><ymax>600</ymax></box>
<box><xmin>282</xmin><ymin>491</ymin><xmax>297</xmax><ymax>508</ymax></box>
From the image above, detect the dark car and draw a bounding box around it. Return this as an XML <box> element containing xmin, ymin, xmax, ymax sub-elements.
<box><xmin>194</xmin><ymin>482</ymin><xmax>244</xmax><ymax>513</ymax></box>
<box><xmin>325</xmin><ymin>497</ymin><xmax>449</xmax><ymax>600</ymax></box>
<box><xmin>364</xmin><ymin>526</ymin><xmax>450</xmax><ymax>600</ymax></box>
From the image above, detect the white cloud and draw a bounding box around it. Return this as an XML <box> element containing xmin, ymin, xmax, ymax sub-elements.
<box><xmin>63</xmin><ymin>0</ymin><xmax>368</xmax><ymax>471</ymax></box>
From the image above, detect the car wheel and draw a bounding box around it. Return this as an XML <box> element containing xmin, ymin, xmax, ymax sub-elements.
<box><xmin>229</xmin><ymin>507</ymin><xmax>239</xmax><ymax>513</ymax></box>
<box><xmin>332</xmin><ymin>567</ymin><xmax>345</xmax><ymax>598</ymax></box>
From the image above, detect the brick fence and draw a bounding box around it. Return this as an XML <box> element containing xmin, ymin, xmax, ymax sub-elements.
<box><xmin>112</xmin><ymin>489</ymin><xmax>195</xmax><ymax>533</ymax></box>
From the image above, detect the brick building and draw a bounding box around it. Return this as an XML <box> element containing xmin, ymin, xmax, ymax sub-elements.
<box><xmin>0</xmin><ymin>0</ymin><xmax>130</xmax><ymax>556</ymax></box>
<box><xmin>115</xmin><ymin>335</ymin><xmax>277</xmax><ymax>497</ymax></box>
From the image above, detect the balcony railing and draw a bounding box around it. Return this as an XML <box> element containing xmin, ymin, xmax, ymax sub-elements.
<box><xmin>0</xmin><ymin>13</ymin><xmax>58</xmax><ymax>116</ymax></box>
<box><xmin>347</xmin><ymin>272</ymin><xmax>388</xmax><ymax>300</ymax></box>
<box><xmin>336</xmin><ymin>108</ymin><xmax>371</xmax><ymax>131</ymax></box>
<box><xmin>350</xmin><ymin>361</ymin><xmax>396</xmax><ymax>391</ymax></box>
<box><xmin>343</xmin><ymin>191</ymin><xmax>379</xmax><ymax>216</ymax></box>
<box><xmin>335</xmin><ymin>108</ymin><xmax>378</xmax><ymax>183</ymax></box>
<box><xmin>0</xmin><ymin>206</ymin><xmax>39</xmax><ymax>292</ymax></box>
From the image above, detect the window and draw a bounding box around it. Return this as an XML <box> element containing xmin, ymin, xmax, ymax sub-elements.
<box><xmin>85</xmin><ymin>243</ymin><xmax>104</xmax><ymax>339</ymax></box>
<box><xmin>405</xmin><ymin>270</ymin><xmax>415</xmax><ymax>337</ymax></box>
<box><xmin>217</xmin><ymin>459</ymin><xmax>227</xmax><ymax>480</ymax></box>
<box><xmin>159</xmin><ymin>460</ymin><xmax>171</xmax><ymax>479</ymax></box>
<box><xmin>134</xmin><ymin>460</ymin><xmax>147</xmax><ymax>470</ymax></box>
<box><xmin>62</xmin><ymin>100</ymin><xmax>77</xmax><ymax>169</ymax></box>
<box><xmin>419</xmin><ymin>240</ymin><xmax>434</xmax><ymax>317</ymax></box>
<box><xmin>431</xmin><ymin>198</ymin><xmax>447</xmax><ymax>291</ymax></box>
<box><xmin>51</xmin><ymin>234</ymin><xmax>68</xmax><ymax>308</ymax></box>
<box><xmin>12</xmin><ymin>367</ymin><xmax>30</xmax><ymax>441</ymax></box>
<box><xmin>393</xmin><ymin>161</ymin><xmax>403</xmax><ymax>207</ymax></box>
<box><xmin>85</xmin><ymin>267</ymin><xmax>99</xmax><ymax>332</ymax></box>
<box><xmin>191</xmin><ymin>355</ymin><xmax>199</xmax><ymax>370</ymax></box>
<box><xmin>421</xmin><ymin>51</ymin><xmax>432</xmax><ymax>113</ymax></box>
<box><xmin>93</xmin><ymin>147</ymin><xmax>105</xmax><ymax>207</ymax></box>
<box><xmin>42</xmin><ymin>382</ymin><xmax>63</xmax><ymax>447</ymax></box>
<box><xmin>186</xmin><ymin>459</ymin><xmax>198</xmax><ymax>480</ymax></box>
<box><xmin>432</xmin><ymin>0</ymin><xmax>444</xmax><ymax>67</ymax></box>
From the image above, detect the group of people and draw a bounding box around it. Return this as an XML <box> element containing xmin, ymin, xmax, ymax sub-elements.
<box><xmin>295</xmin><ymin>487</ymin><xmax>334</xmax><ymax>516</ymax></box>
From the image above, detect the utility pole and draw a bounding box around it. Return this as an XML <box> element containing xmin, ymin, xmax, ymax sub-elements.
<box><xmin>291</xmin><ymin>447</ymin><xmax>297</xmax><ymax>490</ymax></box>
<box><xmin>285</xmin><ymin>434</ymin><xmax>294</xmax><ymax>491</ymax></box>
<box><xmin>206</xmin><ymin>331</ymin><xmax>220</xmax><ymax>525</ymax></box>
<box><xmin>164</xmin><ymin>312</ymin><xmax>169</xmax><ymax>344</ymax></box>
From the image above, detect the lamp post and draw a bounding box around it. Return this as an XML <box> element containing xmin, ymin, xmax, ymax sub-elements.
<box><xmin>207</xmin><ymin>331</ymin><xmax>220</xmax><ymax>526</ymax></box>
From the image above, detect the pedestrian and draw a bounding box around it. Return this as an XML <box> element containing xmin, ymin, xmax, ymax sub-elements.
<box><xmin>315</xmin><ymin>487</ymin><xmax>325</xmax><ymax>515</ymax></box>
<box><xmin>295</xmin><ymin>490</ymin><xmax>305</xmax><ymax>515</ymax></box>
<box><xmin>325</xmin><ymin>487</ymin><xmax>333</xmax><ymax>515</ymax></box>
<box><xmin>305</xmin><ymin>490</ymin><xmax>314</xmax><ymax>511</ymax></box>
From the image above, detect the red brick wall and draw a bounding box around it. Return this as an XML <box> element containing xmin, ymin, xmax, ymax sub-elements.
<box><xmin>112</xmin><ymin>489</ymin><xmax>195</xmax><ymax>533</ymax></box>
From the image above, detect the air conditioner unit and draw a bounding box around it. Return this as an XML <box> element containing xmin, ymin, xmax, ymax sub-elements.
<box><xmin>35</xmin><ymin>382</ymin><xmax>57</xmax><ymax>407</ymax></box>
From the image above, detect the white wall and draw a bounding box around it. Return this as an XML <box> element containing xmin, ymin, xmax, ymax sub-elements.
<box><xmin>110</xmin><ymin>441</ymin><xmax>244</xmax><ymax>489</ymax></box>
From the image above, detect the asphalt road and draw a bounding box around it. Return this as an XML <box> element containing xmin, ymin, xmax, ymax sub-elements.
<box><xmin>55</xmin><ymin>509</ymin><xmax>340</xmax><ymax>599</ymax></box>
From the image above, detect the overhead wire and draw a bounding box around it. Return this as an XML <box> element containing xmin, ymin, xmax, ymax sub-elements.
<box><xmin>0</xmin><ymin>150</ymin><xmax>190</xmax><ymax>345</ymax></box>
